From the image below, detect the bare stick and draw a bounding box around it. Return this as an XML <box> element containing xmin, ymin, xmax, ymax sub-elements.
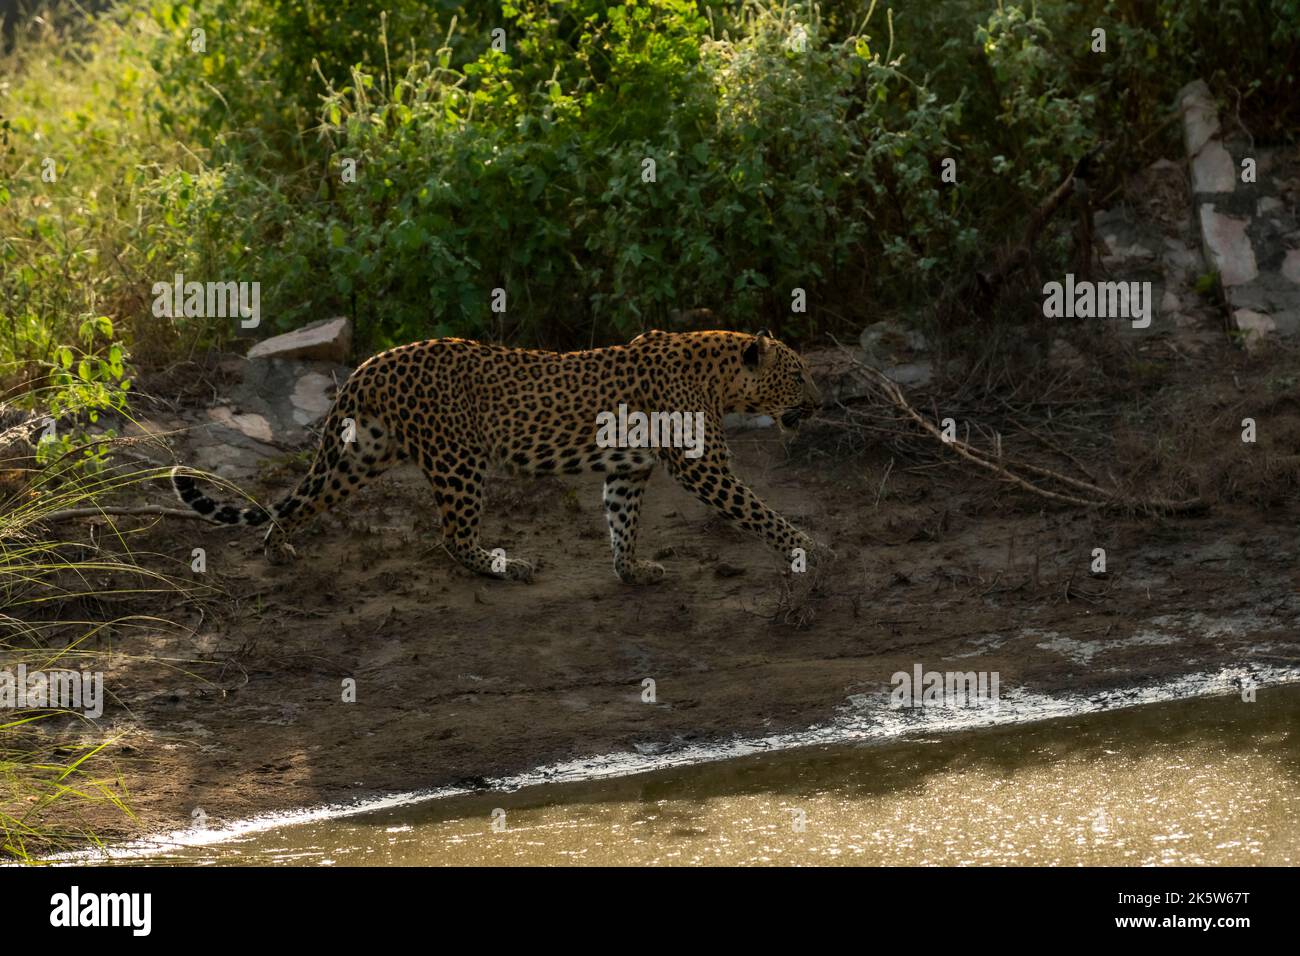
<box><xmin>38</xmin><ymin>506</ymin><xmax>211</xmax><ymax>522</ymax></box>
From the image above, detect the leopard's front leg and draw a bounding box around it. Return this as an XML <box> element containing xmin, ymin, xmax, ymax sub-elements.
<box><xmin>603</xmin><ymin>469</ymin><xmax>665</xmax><ymax>585</ymax></box>
<box><xmin>662</xmin><ymin>441</ymin><xmax>813</xmax><ymax>568</ymax></box>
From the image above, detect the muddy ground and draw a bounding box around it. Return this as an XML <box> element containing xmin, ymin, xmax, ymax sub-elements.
<box><xmin>19</xmin><ymin>326</ymin><xmax>1300</xmax><ymax>848</ymax></box>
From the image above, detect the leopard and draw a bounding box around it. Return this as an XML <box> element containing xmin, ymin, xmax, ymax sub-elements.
<box><xmin>171</xmin><ymin>328</ymin><xmax>823</xmax><ymax>585</ymax></box>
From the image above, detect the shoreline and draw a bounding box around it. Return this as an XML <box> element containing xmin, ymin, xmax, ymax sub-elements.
<box><xmin>43</xmin><ymin>662</ymin><xmax>1300</xmax><ymax>864</ymax></box>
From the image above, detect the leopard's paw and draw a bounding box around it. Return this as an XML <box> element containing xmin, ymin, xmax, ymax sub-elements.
<box><xmin>787</xmin><ymin>534</ymin><xmax>834</xmax><ymax>572</ymax></box>
<box><xmin>617</xmin><ymin>560</ymin><xmax>666</xmax><ymax>586</ymax></box>
<box><xmin>501</xmin><ymin>557</ymin><xmax>535</xmax><ymax>583</ymax></box>
<box><xmin>265</xmin><ymin>540</ymin><xmax>298</xmax><ymax>565</ymax></box>
<box><xmin>809</xmin><ymin>538</ymin><xmax>838</xmax><ymax>561</ymax></box>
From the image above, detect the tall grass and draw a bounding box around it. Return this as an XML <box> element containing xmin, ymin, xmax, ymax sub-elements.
<box><xmin>0</xmin><ymin>425</ymin><xmax>215</xmax><ymax>860</ymax></box>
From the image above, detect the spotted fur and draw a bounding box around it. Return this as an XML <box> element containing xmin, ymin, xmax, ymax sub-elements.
<box><xmin>172</xmin><ymin>329</ymin><xmax>822</xmax><ymax>584</ymax></box>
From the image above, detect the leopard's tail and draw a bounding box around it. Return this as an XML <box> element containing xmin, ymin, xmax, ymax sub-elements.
<box><xmin>170</xmin><ymin>467</ymin><xmax>273</xmax><ymax>527</ymax></box>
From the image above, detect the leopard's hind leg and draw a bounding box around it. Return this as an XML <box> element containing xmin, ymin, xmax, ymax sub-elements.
<box><xmin>603</xmin><ymin>468</ymin><xmax>664</xmax><ymax>585</ymax></box>
<box><xmin>416</xmin><ymin>443</ymin><xmax>534</xmax><ymax>582</ymax></box>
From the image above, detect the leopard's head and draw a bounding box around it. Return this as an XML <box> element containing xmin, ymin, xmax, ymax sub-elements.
<box><xmin>730</xmin><ymin>330</ymin><xmax>821</xmax><ymax>427</ymax></box>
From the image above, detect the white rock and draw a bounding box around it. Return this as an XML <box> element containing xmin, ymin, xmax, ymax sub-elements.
<box><xmin>247</xmin><ymin>317</ymin><xmax>353</xmax><ymax>363</ymax></box>
<box><xmin>1233</xmin><ymin>309</ymin><xmax>1276</xmax><ymax>350</ymax></box>
<box><xmin>859</xmin><ymin>320</ymin><xmax>926</xmax><ymax>356</ymax></box>
<box><xmin>1178</xmin><ymin>80</ymin><xmax>1221</xmax><ymax>157</ymax></box>
<box><xmin>1282</xmin><ymin>249</ymin><xmax>1300</xmax><ymax>286</ymax></box>
<box><xmin>290</xmin><ymin>372</ymin><xmax>336</xmax><ymax>426</ymax></box>
<box><xmin>724</xmin><ymin>413</ymin><xmax>775</xmax><ymax>430</ymax></box>
<box><xmin>1199</xmin><ymin>206</ymin><xmax>1258</xmax><ymax>286</ymax></box>
<box><xmin>207</xmin><ymin>406</ymin><xmax>274</xmax><ymax>444</ymax></box>
<box><xmin>1178</xmin><ymin>81</ymin><xmax>1235</xmax><ymax>194</ymax></box>
<box><xmin>1190</xmin><ymin>141</ymin><xmax>1236</xmax><ymax>194</ymax></box>
<box><xmin>884</xmin><ymin>362</ymin><xmax>933</xmax><ymax>387</ymax></box>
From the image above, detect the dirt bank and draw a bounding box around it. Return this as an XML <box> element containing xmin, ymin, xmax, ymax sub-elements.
<box><xmin>21</xmin><ymin>329</ymin><xmax>1297</xmax><ymax>847</ymax></box>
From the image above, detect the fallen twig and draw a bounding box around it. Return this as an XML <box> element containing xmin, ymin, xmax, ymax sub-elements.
<box><xmin>38</xmin><ymin>505</ymin><xmax>210</xmax><ymax>522</ymax></box>
<box><xmin>829</xmin><ymin>340</ymin><xmax>1207</xmax><ymax>515</ymax></box>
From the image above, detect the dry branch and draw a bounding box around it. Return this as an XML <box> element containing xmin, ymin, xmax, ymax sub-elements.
<box><xmin>38</xmin><ymin>505</ymin><xmax>209</xmax><ymax>522</ymax></box>
<box><xmin>833</xmin><ymin>346</ymin><xmax>1206</xmax><ymax>515</ymax></box>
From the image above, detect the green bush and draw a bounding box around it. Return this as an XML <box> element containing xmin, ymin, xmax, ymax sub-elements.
<box><xmin>1</xmin><ymin>0</ymin><xmax>1295</xmax><ymax>373</ymax></box>
<box><xmin>236</xmin><ymin>0</ymin><xmax>973</xmax><ymax>345</ymax></box>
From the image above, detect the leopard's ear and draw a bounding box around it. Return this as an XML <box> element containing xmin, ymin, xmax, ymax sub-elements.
<box><xmin>743</xmin><ymin>331</ymin><xmax>773</xmax><ymax>368</ymax></box>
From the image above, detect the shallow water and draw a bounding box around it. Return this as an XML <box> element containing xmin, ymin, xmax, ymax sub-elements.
<box><xmin>136</xmin><ymin>684</ymin><xmax>1299</xmax><ymax>866</ymax></box>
